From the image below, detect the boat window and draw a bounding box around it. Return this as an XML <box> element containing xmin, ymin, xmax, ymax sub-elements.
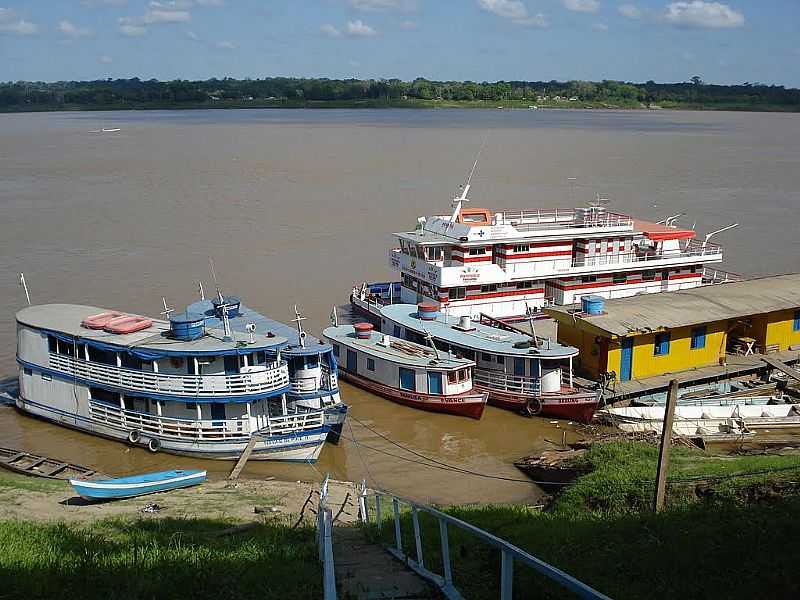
<box><xmin>447</xmin><ymin>371</ymin><xmax>458</xmax><ymax>384</ymax></box>
<box><xmin>516</xmin><ymin>281</ymin><xmax>534</xmax><ymax>290</ymax></box>
<box><xmin>88</xmin><ymin>346</ymin><xmax>117</xmax><ymax>366</ymax></box>
<box><xmin>613</xmin><ymin>273</ymin><xmax>627</xmax><ymax>284</ymax></box>
<box><xmin>399</xmin><ymin>367</ymin><xmax>416</xmax><ymax>391</ymax></box>
<box><xmin>400</xmin><ymin>240</ymin><xmax>408</xmax><ymax>254</ymax></box>
<box><xmin>47</xmin><ymin>335</ymin><xmax>58</xmax><ymax>353</ymax></box>
<box><xmin>187</xmin><ymin>358</ymin><xmax>198</xmax><ymax>375</ymax></box>
<box><xmin>449</xmin><ymin>287</ymin><xmax>466</xmax><ymax>300</ymax></box>
<box><xmin>481</xmin><ymin>284</ymin><xmax>498</xmax><ymax>293</ymax></box>
<box><xmin>496</xmin><ymin>355</ymin><xmax>505</xmax><ymax>365</ymax></box>
<box><xmin>90</xmin><ymin>386</ymin><xmax>120</xmax><ymax>406</ymax></box>
<box><xmin>120</xmin><ymin>353</ymin><xmax>143</xmax><ymax>370</ymax></box>
<box><xmin>306</xmin><ymin>355</ymin><xmax>319</xmax><ymax>369</ymax></box>
<box><xmin>581</xmin><ymin>275</ymin><xmax>597</xmax><ymax>283</ymax></box>
<box><xmin>468</xmin><ymin>247</ymin><xmax>486</xmax><ymax>256</ymax></box>
<box><xmin>481</xmin><ymin>353</ymin><xmax>492</xmax><ymax>362</ymax></box>
<box><xmin>513</xmin><ymin>244</ymin><xmax>530</xmax><ymax>253</ymax></box>
<box><xmin>333</xmin><ymin>344</ymin><xmax>339</xmax><ymax>357</ymax></box>
<box><xmin>23</xmin><ymin>367</ymin><xmax>32</xmax><ymax>376</ymax></box>
<box><xmin>393</xmin><ymin>325</ymin><xmax>402</xmax><ymax>338</ymax></box>
<box><xmin>367</xmin><ymin>358</ymin><xmax>375</xmax><ymax>371</ymax></box>
<box><xmin>642</xmin><ymin>270</ymin><xmax>655</xmax><ymax>282</ymax></box>
<box><xmin>458</xmin><ymin>369</ymin><xmax>469</xmax><ymax>382</ymax></box>
<box><xmin>426</xmin><ymin>246</ymin><xmax>443</xmax><ymax>261</ymax></box>
<box><xmin>186</xmin><ymin>402</ymin><xmax>197</xmax><ymax>410</ymax></box>
<box><xmin>410</xmin><ymin>245</ymin><xmax>419</xmax><ymax>258</ymax></box>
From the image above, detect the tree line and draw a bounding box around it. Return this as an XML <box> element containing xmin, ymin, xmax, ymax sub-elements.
<box><xmin>1</xmin><ymin>76</ymin><xmax>798</xmax><ymax>109</ymax></box>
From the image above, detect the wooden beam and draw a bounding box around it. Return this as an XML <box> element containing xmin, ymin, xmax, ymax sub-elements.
<box><xmin>228</xmin><ymin>437</ymin><xmax>258</xmax><ymax>480</ymax></box>
<box><xmin>654</xmin><ymin>379</ymin><xmax>679</xmax><ymax>513</ymax></box>
<box><xmin>761</xmin><ymin>356</ymin><xmax>800</xmax><ymax>384</ymax></box>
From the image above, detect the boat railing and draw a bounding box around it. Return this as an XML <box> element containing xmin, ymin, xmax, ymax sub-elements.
<box><xmin>317</xmin><ymin>474</ymin><xmax>337</xmax><ymax>600</ymax></box>
<box><xmin>263</xmin><ymin>409</ymin><xmax>326</xmax><ymax>436</ymax></box>
<box><xmin>290</xmin><ymin>365</ymin><xmax>338</xmax><ymax>394</ymax></box>
<box><xmin>320</xmin><ymin>364</ymin><xmax>338</xmax><ymax>391</ymax></box>
<box><xmin>496</xmin><ymin>208</ymin><xmax>633</xmax><ymax>233</ymax></box>
<box><xmin>474</xmin><ymin>368</ymin><xmax>540</xmax><ymax>395</ymax></box>
<box><xmin>572</xmin><ymin>242</ymin><xmax>722</xmax><ymax>269</ymax></box>
<box><xmin>701</xmin><ymin>266</ymin><xmax>743</xmax><ymax>285</ymax></box>
<box><xmin>88</xmin><ymin>400</ymin><xmax>250</xmax><ymax>440</ymax></box>
<box><xmin>49</xmin><ymin>353</ymin><xmax>289</xmax><ymax>398</ymax></box>
<box><xmin>357</xmin><ymin>481</ymin><xmax>610</xmax><ymax>600</ymax></box>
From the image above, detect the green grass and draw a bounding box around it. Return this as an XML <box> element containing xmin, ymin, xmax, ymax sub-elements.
<box><xmin>0</xmin><ymin>470</ymin><xmax>69</xmax><ymax>494</ymax></box>
<box><xmin>0</xmin><ymin>517</ymin><xmax>321</xmax><ymax>600</ymax></box>
<box><xmin>366</xmin><ymin>441</ymin><xmax>800</xmax><ymax>599</ymax></box>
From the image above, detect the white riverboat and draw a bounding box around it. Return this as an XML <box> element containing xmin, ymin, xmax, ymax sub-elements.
<box><xmin>323</xmin><ymin>322</ymin><xmax>488</xmax><ymax>419</ymax></box>
<box><xmin>352</xmin><ymin>183</ymin><xmax>738</xmax><ymax>320</ymax></box>
<box><xmin>15</xmin><ymin>302</ymin><xmax>329</xmax><ymax>461</ymax></box>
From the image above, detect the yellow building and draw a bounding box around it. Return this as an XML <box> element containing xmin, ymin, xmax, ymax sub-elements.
<box><xmin>546</xmin><ymin>273</ymin><xmax>800</xmax><ymax>382</ymax></box>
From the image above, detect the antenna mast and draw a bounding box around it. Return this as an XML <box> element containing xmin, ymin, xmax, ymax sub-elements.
<box><xmin>19</xmin><ymin>273</ymin><xmax>31</xmax><ymax>306</ymax></box>
<box><xmin>448</xmin><ymin>135</ymin><xmax>488</xmax><ymax>228</ymax></box>
<box><xmin>293</xmin><ymin>305</ymin><xmax>307</xmax><ymax>348</ymax></box>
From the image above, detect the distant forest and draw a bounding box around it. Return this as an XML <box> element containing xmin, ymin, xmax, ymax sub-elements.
<box><xmin>1</xmin><ymin>76</ymin><xmax>798</xmax><ymax>111</ymax></box>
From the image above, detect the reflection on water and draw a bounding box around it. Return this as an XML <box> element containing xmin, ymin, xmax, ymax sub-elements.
<box><xmin>1</xmin><ymin>108</ymin><xmax>798</xmax><ymax>503</ymax></box>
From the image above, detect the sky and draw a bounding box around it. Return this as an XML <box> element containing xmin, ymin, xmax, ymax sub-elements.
<box><xmin>0</xmin><ymin>1</ymin><xmax>798</xmax><ymax>86</ymax></box>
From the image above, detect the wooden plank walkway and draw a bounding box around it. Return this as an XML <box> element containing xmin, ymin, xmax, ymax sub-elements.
<box><xmin>228</xmin><ymin>437</ymin><xmax>258</xmax><ymax>480</ymax></box>
<box><xmin>761</xmin><ymin>356</ymin><xmax>800</xmax><ymax>384</ymax></box>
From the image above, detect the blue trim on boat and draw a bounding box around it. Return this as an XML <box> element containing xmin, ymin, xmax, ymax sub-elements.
<box><xmin>17</xmin><ymin>357</ymin><xmax>291</xmax><ymax>403</ymax></box>
<box><xmin>70</xmin><ymin>469</ymin><xmax>207</xmax><ymax>500</ymax></box>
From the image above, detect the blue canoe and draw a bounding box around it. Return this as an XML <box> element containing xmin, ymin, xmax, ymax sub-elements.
<box><xmin>70</xmin><ymin>469</ymin><xmax>207</xmax><ymax>500</ymax></box>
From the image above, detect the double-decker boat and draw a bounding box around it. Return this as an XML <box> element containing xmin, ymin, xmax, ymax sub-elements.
<box><xmin>376</xmin><ymin>302</ymin><xmax>600</xmax><ymax>422</ymax></box>
<box><xmin>352</xmin><ymin>185</ymin><xmax>737</xmax><ymax>320</ymax></box>
<box><xmin>186</xmin><ymin>294</ymin><xmax>347</xmax><ymax>442</ymax></box>
<box><xmin>322</xmin><ymin>322</ymin><xmax>488</xmax><ymax>419</ymax></box>
<box><xmin>15</xmin><ymin>301</ymin><xmax>330</xmax><ymax>461</ymax></box>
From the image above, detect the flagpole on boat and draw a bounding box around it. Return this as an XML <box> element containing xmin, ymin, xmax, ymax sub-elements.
<box><xmin>19</xmin><ymin>273</ymin><xmax>30</xmax><ymax>306</ymax></box>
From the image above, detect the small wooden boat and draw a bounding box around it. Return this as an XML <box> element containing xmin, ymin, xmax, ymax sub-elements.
<box><xmin>323</xmin><ymin>323</ymin><xmax>488</xmax><ymax>419</ymax></box>
<box><xmin>70</xmin><ymin>469</ymin><xmax>207</xmax><ymax>500</ymax></box>
<box><xmin>0</xmin><ymin>446</ymin><xmax>100</xmax><ymax>480</ymax></box>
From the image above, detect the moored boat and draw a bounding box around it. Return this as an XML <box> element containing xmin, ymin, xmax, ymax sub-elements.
<box><xmin>323</xmin><ymin>322</ymin><xmax>488</xmax><ymax>419</ymax></box>
<box><xmin>377</xmin><ymin>303</ymin><xmax>600</xmax><ymax>422</ymax></box>
<box><xmin>70</xmin><ymin>469</ymin><xmax>206</xmax><ymax>500</ymax></box>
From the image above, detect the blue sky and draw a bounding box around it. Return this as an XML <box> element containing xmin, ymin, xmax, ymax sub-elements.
<box><xmin>1</xmin><ymin>1</ymin><xmax>798</xmax><ymax>86</ymax></box>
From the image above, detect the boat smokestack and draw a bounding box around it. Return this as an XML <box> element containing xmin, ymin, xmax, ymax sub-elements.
<box><xmin>353</xmin><ymin>322</ymin><xmax>373</xmax><ymax>340</ymax></box>
<box><xmin>417</xmin><ymin>302</ymin><xmax>439</xmax><ymax>321</ymax></box>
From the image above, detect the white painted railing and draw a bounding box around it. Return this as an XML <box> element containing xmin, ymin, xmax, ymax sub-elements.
<box><xmin>474</xmin><ymin>368</ymin><xmax>541</xmax><ymax>395</ymax></box>
<box><xmin>497</xmin><ymin>208</ymin><xmax>633</xmax><ymax>232</ymax></box>
<box><xmin>49</xmin><ymin>353</ymin><xmax>289</xmax><ymax>398</ymax></box>
<box><xmin>317</xmin><ymin>475</ymin><xmax>337</xmax><ymax>600</ymax></box>
<box><xmin>88</xmin><ymin>400</ymin><xmax>250</xmax><ymax>440</ymax></box>
<box><xmin>702</xmin><ymin>267</ymin><xmax>742</xmax><ymax>285</ymax></box>
<box><xmin>358</xmin><ymin>482</ymin><xmax>611</xmax><ymax>600</ymax></box>
<box><xmin>572</xmin><ymin>243</ymin><xmax>722</xmax><ymax>269</ymax></box>
<box><xmin>263</xmin><ymin>410</ymin><xmax>325</xmax><ymax>436</ymax></box>
<box><xmin>290</xmin><ymin>365</ymin><xmax>337</xmax><ymax>394</ymax></box>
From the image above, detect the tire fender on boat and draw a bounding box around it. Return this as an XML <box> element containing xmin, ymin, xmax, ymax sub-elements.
<box><xmin>128</xmin><ymin>430</ymin><xmax>141</xmax><ymax>444</ymax></box>
<box><xmin>147</xmin><ymin>438</ymin><xmax>161</xmax><ymax>453</ymax></box>
<box><xmin>523</xmin><ymin>398</ymin><xmax>542</xmax><ymax>417</ymax></box>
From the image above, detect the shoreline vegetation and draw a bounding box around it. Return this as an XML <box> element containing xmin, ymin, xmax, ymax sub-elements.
<box><xmin>2</xmin><ymin>440</ymin><xmax>799</xmax><ymax>598</ymax></box>
<box><xmin>2</xmin><ymin>76</ymin><xmax>799</xmax><ymax>114</ymax></box>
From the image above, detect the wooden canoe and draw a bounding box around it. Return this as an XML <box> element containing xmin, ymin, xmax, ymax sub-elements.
<box><xmin>0</xmin><ymin>446</ymin><xmax>101</xmax><ymax>480</ymax></box>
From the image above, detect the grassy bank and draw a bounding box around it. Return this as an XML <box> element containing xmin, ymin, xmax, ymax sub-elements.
<box><xmin>367</xmin><ymin>441</ymin><xmax>800</xmax><ymax>599</ymax></box>
<box><xmin>0</xmin><ymin>517</ymin><xmax>321</xmax><ymax>600</ymax></box>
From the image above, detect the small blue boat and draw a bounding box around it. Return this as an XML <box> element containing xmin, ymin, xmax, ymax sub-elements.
<box><xmin>69</xmin><ymin>469</ymin><xmax>207</xmax><ymax>501</ymax></box>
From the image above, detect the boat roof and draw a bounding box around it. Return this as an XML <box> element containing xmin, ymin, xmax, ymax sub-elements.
<box><xmin>16</xmin><ymin>304</ymin><xmax>288</xmax><ymax>355</ymax></box>
<box><xmin>187</xmin><ymin>299</ymin><xmax>331</xmax><ymax>357</ymax></box>
<box><xmin>379</xmin><ymin>304</ymin><xmax>578</xmax><ymax>359</ymax></box>
<box><xmin>323</xmin><ymin>325</ymin><xmax>474</xmax><ymax>369</ymax></box>
<box><xmin>546</xmin><ymin>273</ymin><xmax>800</xmax><ymax>337</ymax></box>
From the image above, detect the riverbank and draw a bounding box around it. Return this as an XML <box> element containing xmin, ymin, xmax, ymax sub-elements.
<box><xmin>367</xmin><ymin>440</ymin><xmax>800</xmax><ymax>599</ymax></box>
<box><xmin>2</xmin><ymin>98</ymin><xmax>799</xmax><ymax>113</ymax></box>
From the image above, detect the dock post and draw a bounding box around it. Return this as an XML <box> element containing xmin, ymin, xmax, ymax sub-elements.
<box><xmin>654</xmin><ymin>379</ymin><xmax>679</xmax><ymax>513</ymax></box>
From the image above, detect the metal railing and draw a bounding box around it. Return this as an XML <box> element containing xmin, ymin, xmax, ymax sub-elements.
<box><xmin>317</xmin><ymin>475</ymin><xmax>337</xmax><ymax>600</ymax></box>
<box><xmin>496</xmin><ymin>208</ymin><xmax>633</xmax><ymax>233</ymax></box>
<box><xmin>702</xmin><ymin>267</ymin><xmax>742</xmax><ymax>285</ymax></box>
<box><xmin>290</xmin><ymin>365</ymin><xmax>337</xmax><ymax>394</ymax></box>
<box><xmin>263</xmin><ymin>410</ymin><xmax>325</xmax><ymax>436</ymax></box>
<box><xmin>49</xmin><ymin>352</ymin><xmax>289</xmax><ymax>398</ymax></box>
<box><xmin>88</xmin><ymin>400</ymin><xmax>251</xmax><ymax>440</ymax></box>
<box><xmin>357</xmin><ymin>481</ymin><xmax>610</xmax><ymax>600</ymax></box>
<box><xmin>474</xmin><ymin>368</ymin><xmax>541</xmax><ymax>395</ymax></box>
<box><xmin>572</xmin><ymin>243</ymin><xmax>722</xmax><ymax>269</ymax></box>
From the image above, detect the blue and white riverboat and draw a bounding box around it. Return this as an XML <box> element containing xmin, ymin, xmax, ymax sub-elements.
<box><xmin>15</xmin><ymin>302</ymin><xmax>329</xmax><ymax>462</ymax></box>
<box><xmin>186</xmin><ymin>295</ymin><xmax>347</xmax><ymax>442</ymax></box>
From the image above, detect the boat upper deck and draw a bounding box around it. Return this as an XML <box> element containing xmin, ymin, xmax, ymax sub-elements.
<box><xmin>187</xmin><ymin>299</ymin><xmax>332</xmax><ymax>357</ymax></box>
<box><xmin>380</xmin><ymin>304</ymin><xmax>578</xmax><ymax>360</ymax></box>
<box><xmin>17</xmin><ymin>304</ymin><xmax>288</xmax><ymax>356</ymax></box>
<box><xmin>323</xmin><ymin>325</ymin><xmax>474</xmax><ymax>369</ymax></box>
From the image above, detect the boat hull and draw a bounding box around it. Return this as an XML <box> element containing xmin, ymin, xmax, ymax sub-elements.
<box><xmin>339</xmin><ymin>369</ymin><xmax>487</xmax><ymax>419</ymax></box>
<box><xmin>15</xmin><ymin>396</ymin><xmax>327</xmax><ymax>462</ymax></box>
<box><xmin>70</xmin><ymin>470</ymin><xmax>206</xmax><ymax>500</ymax></box>
<box><xmin>482</xmin><ymin>387</ymin><xmax>599</xmax><ymax>423</ymax></box>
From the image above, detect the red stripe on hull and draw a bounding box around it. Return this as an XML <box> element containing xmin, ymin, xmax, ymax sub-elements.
<box><xmin>339</xmin><ymin>370</ymin><xmax>488</xmax><ymax>419</ymax></box>
<box><xmin>479</xmin><ymin>387</ymin><xmax>598</xmax><ymax>423</ymax></box>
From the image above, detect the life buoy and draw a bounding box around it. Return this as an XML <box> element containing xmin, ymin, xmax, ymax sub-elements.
<box><xmin>147</xmin><ymin>438</ymin><xmax>161</xmax><ymax>453</ymax></box>
<box><xmin>523</xmin><ymin>398</ymin><xmax>542</xmax><ymax>417</ymax></box>
<box><xmin>127</xmin><ymin>430</ymin><xmax>141</xmax><ymax>444</ymax></box>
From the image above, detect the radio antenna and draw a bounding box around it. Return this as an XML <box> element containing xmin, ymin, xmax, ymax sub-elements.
<box><xmin>449</xmin><ymin>134</ymin><xmax>488</xmax><ymax>227</ymax></box>
<box><xmin>209</xmin><ymin>257</ymin><xmax>223</xmax><ymax>302</ymax></box>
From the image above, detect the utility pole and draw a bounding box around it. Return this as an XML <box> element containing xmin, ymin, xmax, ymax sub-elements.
<box><xmin>654</xmin><ymin>379</ymin><xmax>679</xmax><ymax>513</ymax></box>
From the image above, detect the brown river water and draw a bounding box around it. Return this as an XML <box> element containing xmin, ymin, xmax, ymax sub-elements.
<box><xmin>1</xmin><ymin>108</ymin><xmax>798</xmax><ymax>504</ymax></box>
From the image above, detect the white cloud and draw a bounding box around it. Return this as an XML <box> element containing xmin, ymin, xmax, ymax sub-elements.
<box><xmin>346</xmin><ymin>19</ymin><xmax>377</xmax><ymax>37</ymax></box>
<box><xmin>478</xmin><ymin>1</ymin><xmax>549</xmax><ymax>27</ymax></box>
<box><xmin>59</xmin><ymin>20</ymin><xmax>93</xmax><ymax>38</ymax></box>
<box><xmin>320</xmin><ymin>23</ymin><xmax>341</xmax><ymax>37</ymax></box>
<box><xmin>144</xmin><ymin>8</ymin><xmax>191</xmax><ymax>23</ymax></box>
<box><xmin>215</xmin><ymin>40</ymin><xmax>235</xmax><ymax>49</ymax></box>
<box><xmin>196</xmin><ymin>0</ymin><xmax>225</xmax><ymax>5</ymax></box>
<box><xmin>592</xmin><ymin>22</ymin><xmax>609</xmax><ymax>31</ymax></box>
<box><xmin>0</xmin><ymin>8</ymin><xmax>37</xmax><ymax>35</ymax></box>
<box><xmin>663</xmin><ymin>2</ymin><xmax>744</xmax><ymax>29</ymax></box>
<box><xmin>186</xmin><ymin>30</ymin><xmax>199</xmax><ymax>40</ymax></box>
<box><xmin>349</xmin><ymin>0</ymin><xmax>416</xmax><ymax>11</ymax></box>
<box><xmin>118</xmin><ymin>17</ymin><xmax>147</xmax><ymax>36</ymax></box>
<box><xmin>618</xmin><ymin>3</ymin><xmax>641</xmax><ymax>18</ymax></box>
<box><xmin>81</xmin><ymin>0</ymin><xmax>127</xmax><ymax>7</ymax></box>
<box><xmin>99</xmin><ymin>55</ymin><xmax>113</xmax><ymax>64</ymax></box>
<box><xmin>399</xmin><ymin>19</ymin><xmax>417</xmax><ymax>30</ymax></box>
<box><xmin>562</xmin><ymin>0</ymin><xmax>600</xmax><ymax>13</ymax></box>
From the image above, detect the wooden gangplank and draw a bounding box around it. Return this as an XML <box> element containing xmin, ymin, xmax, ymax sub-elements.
<box><xmin>761</xmin><ymin>356</ymin><xmax>800</xmax><ymax>384</ymax></box>
<box><xmin>228</xmin><ymin>437</ymin><xmax>259</xmax><ymax>480</ymax></box>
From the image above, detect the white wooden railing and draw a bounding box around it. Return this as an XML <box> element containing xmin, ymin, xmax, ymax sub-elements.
<box><xmin>572</xmin><ymin>242</ymin><xmax>722</xmax><ymax>269</ymax></box>
<box><xmin>263</xmin><ymin>410</ymin><xmax>325</xmax><ymax>436</ymax></box>
<box><xmin>497</xmin><ymin>208</ymin><xmax>633</xmax><ymax>232</ymax></box>
<box><xmin>49</xmin><ymin>353</ymin><xmax>289</xmax><ymax>398</ymax></box>
<box><xmin>474</xmin><ymin>368</ymin><xmax>541</xmax><ymax>395</ymax></box>
<box><xmin>289</xmin><ymin>365</ymin><xmax>338</xmax><ymax>394</ymax></box>
<box><xmin>317</xmin><ymin>475</ymin><xmax>337</xmax><ymax>600</ymax></box>
<box><xmin>88</xmin><ymin>400</ymin><xmax>250</xmax><ymax>440</ymax></box>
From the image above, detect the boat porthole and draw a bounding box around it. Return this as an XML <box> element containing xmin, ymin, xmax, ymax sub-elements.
<box><xmin>128</xmin><ymin>430</ymin><xmax>141</xmax><ymax>444</ymax></box>
<box><xmin>147</xmin><ymin>438</ymin><xmax>161</xmax><ymax>453</ymax></box>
